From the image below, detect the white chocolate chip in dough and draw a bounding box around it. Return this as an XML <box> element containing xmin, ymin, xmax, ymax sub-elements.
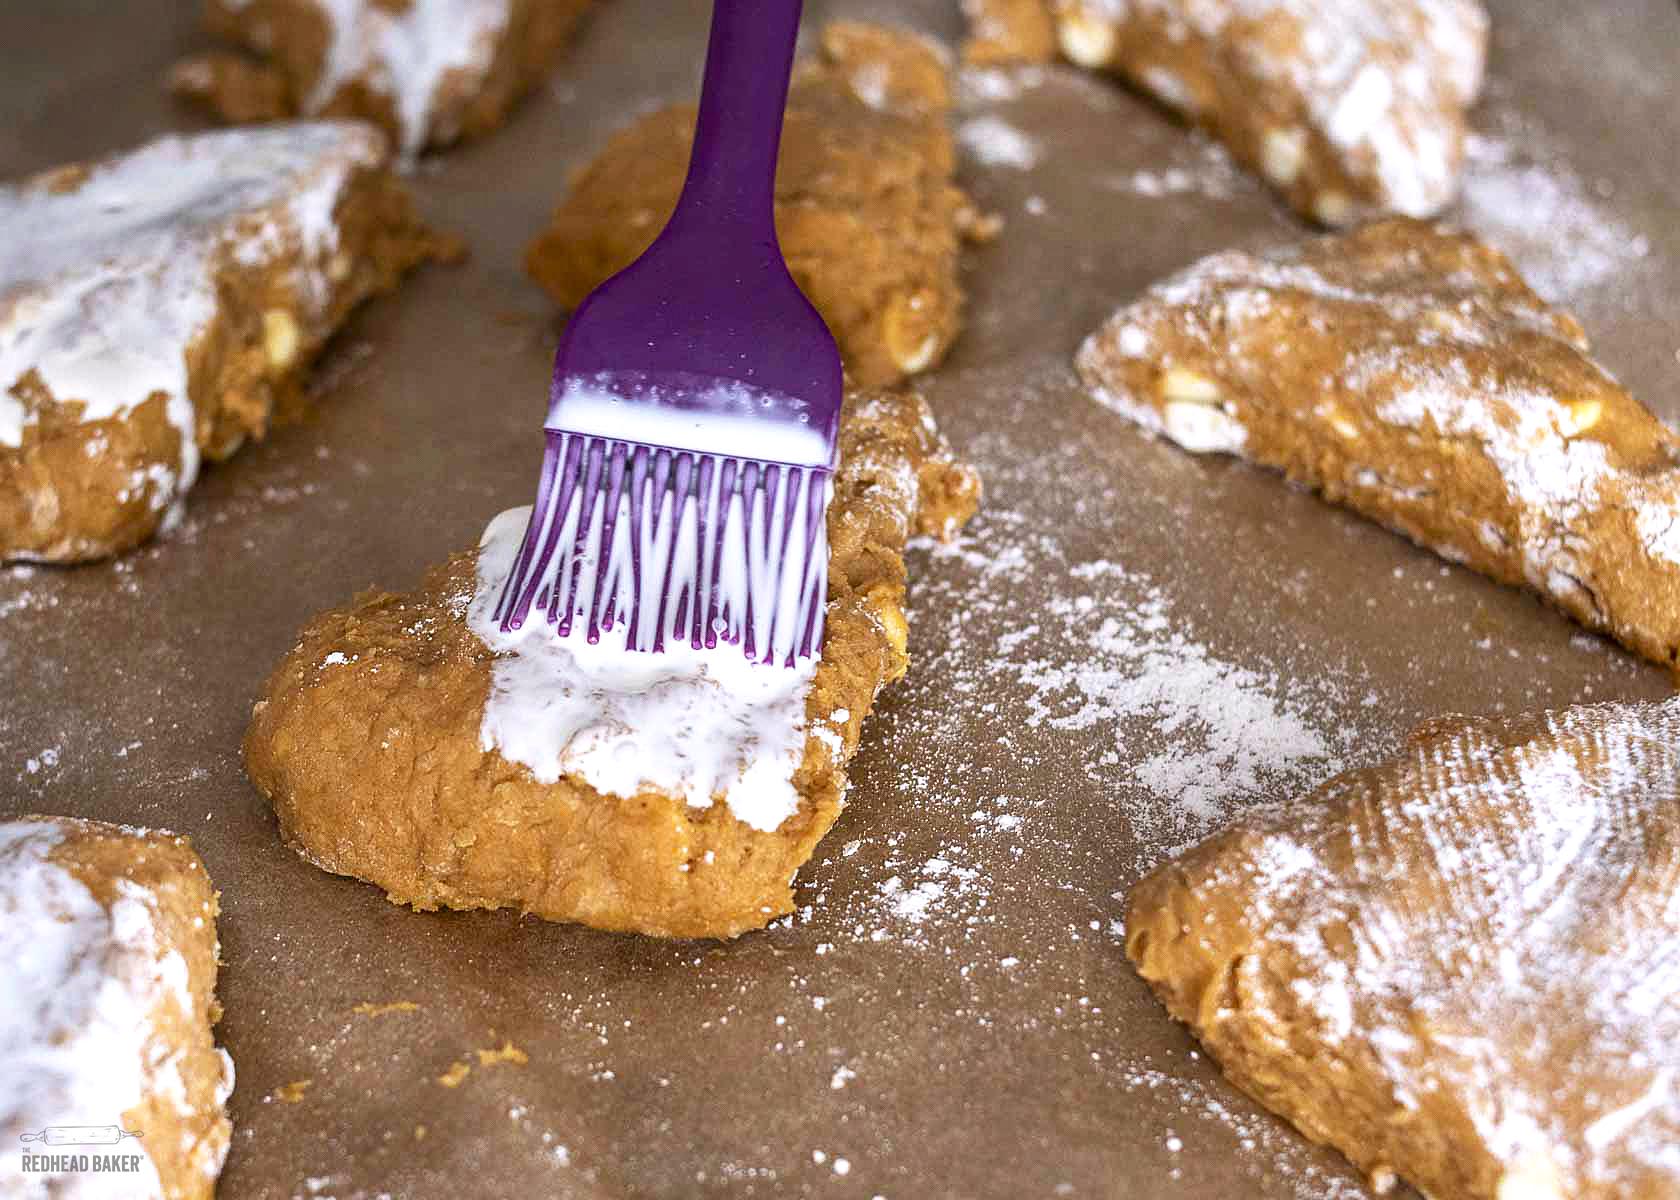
<box><xmin>1157</xmin><ymin>369</ymin><xmax>1244</xmax><ymax>452</ymax></box>
<box><xmin>1055</xmin><ymin>7</ymin><xmax>1117</xmax><ymax>68</ymax></box>
<box><xmin>1163</xmin><ymin>401</ymin><xmax>1246</xmax><ymax>453</ymax></box>
<box><xmin>883</xmin><ymin>292</ymin><xmax>941</xmax><ymax>375</ymax></box>
<box><xmin>891</xmin><ymin>332</ymin><xmax>939</xmax><ymax>374</ymax></box>
<box><xmin>1559</xmin><ymin>397</ymin><xmax>1603</xmax><ymax>437</ymax></box>
<box><xmin>1313</xmin><ymin>190</ymin><xmax>1354</xmax><ymax>227</ymax></box>
<box><xmin>262</xmin><ymin>309</ymin><xmax>299</xmax><ymax>371</ymax></box>
<box><xmin>1324</xmin><ymin>406</ymin><xmax>1360</xmax><ymax>440</ymax></box>
<box><xmin>1141</xmin><ymin>66</ymin><xmax>1197</xmax><ymax>114</ymax></box>
<box><xmin>1160</xmin><ymin>367</ymin><xmax>1222</xmax><ymax>404</ymax></box>
<box><xmin>1495</xmin><ymin>1152</ymin><xmax>1567</xmax><ymax>1200</ymax></box>
<box><xmin>866</xmin><ymin>585</ymin><xmax>910</xmax><ymax>681</ymax></box>
<box><xmin>1424</xmin><ymin>308</ymin><xmax>1454</xmax><ymax>329</ymax></box>
<box><xmin>1261</xmin><ymin>126</ymin><xmax>1309</xmax><ymax>187</ymax></box>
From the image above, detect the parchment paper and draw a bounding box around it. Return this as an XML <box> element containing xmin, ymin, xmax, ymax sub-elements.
<box><xmin>2</xmin><ymin>1</ymin><xmax>1677</xmax><ymax>1196</ymax></box>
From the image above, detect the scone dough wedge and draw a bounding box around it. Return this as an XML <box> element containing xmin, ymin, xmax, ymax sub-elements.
<box><xmin>1126</xmin><ymin>698</ymin><xmax>1680</xmax><ymax>1200</ymax></box>
<box><xmin>1078</xmin><ymin>218</ymin><xmax>1680</xmax><ymax>677</ymax></box>
<box><xmin>244</xmin><ymin>390</ymin><xmax>979</xmax><ymax>938</ymax></box>
<box><xmin>173</xmin><ymin>0</ymin><xmax>596</xmax><ymax>158</ymax></box>
<box><xmin>1</xmin><ymin>816</ymin><xmax>233</xmax><ymax>1200</ymax></box>
<box><xmin>526</xmin><ymin>22</ymin><xmax>989</xmax><ymax>390</ymax></box>
<box><xmin>0</xmin><ymin>123</ymin><xmax>453</xmax><ymax>564</ymax></box>
<box><xmin>963</xmin><ymin>0</ymin><xmax>1488</xmax><ymax>225</ymax></box>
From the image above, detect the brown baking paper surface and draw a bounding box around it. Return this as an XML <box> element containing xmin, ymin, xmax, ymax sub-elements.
<box><xmin>2</xmin><ymin>2</ymin><xmax>1677</xmax><ymax>1197</ymax></box>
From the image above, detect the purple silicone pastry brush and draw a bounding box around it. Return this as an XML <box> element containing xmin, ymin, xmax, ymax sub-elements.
<box><xmin>493</xmin><ymin>0</ymin><xmax>841</xmax><ymax>668</ymax></box>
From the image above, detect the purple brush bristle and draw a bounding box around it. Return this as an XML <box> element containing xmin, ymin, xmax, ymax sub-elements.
<box><xmin>494</xmin><ymin>0</ymin><xmax>842</xmax><ymax>667</ymax></box>
<box><xmin>494</xmin><ymin>421</ymin><xmax>831</xmax><ymax>663</ymax></box>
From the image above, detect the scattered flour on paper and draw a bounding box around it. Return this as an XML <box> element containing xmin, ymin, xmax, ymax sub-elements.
<box><xmin>799</xmin><ymin>466</ymin><xmax>1362</xmax><ymax>958</ymax></box>
<box><xmin>957</xmin><ymin>64</ymin><xmax>1048</xmax><ymax>107</ymax></box>
<box><xmin>902</xmin><ymin>502</ymin><xmax>1354</xmax><ymax>872</ymax></box>
<box><xmin>1458</xmin><ymin>130</ymin><xmax>1653</xmax><ymax>305</ymax></box>
<box><xmin>956</xmin><ymin>62</ymin><xmax>1253</xmax><ymax>203</ymax></box>
<box><xmin>958</xmin><ymin>115</ymin><xmax>1041</xmax><ymax>170</ymax></box>
<box><xmin>1103</xmin><ymin>137</ymin><xmax>1255</xmax><ymax>203</ymax></box>
<box><xmin>1114</xmin><ymin>1063</ymin><xmax>1375</xmax><ymax>1198</ymax></box>
<box><xmin>1013</xmin><ymin>560</ymin><xmax>1334</xmax><ymax>829</ymax></box>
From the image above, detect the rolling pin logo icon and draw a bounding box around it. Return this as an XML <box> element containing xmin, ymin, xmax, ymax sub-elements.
<box><xmin>18</xmin><ymin>1126</ymin><xmax>143</xmax><ymax>1147</ymax></box>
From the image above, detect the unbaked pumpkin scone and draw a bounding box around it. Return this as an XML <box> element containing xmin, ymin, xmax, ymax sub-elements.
<box><xmin>1127</xmin><ymin>697</ymin><xmax>1680</xmax><ymax>1200</ymax></box>
<box><xmin>171</xmin><ymin>0</ymin><xmax>596</xmax><ymax>158</ymax></box>
<box><xmin>962</xmin><ymin>0</ymin><xmax>1488</xmax><ymax>225</ymax></box>
<box><xmin>1077</xmin><ymin>218</ymin><xmax>1680</xmax><ymax>676</ymax></box>
<box><xmin>0</xmin><ymin>122</ymin><xmax>453</xmax><ymax>564</ymax></box>
<box><xmin>525</xmin><ymin>22</ymin><xmax>988</xmax><ymax>390</ymax></box>
<box><xmin>0</xmin><ymin>816</ymin><xmax>233</xmax><ymax>1200</ymax></box>
<box><xmin>243</xmin><ymin>389</ymin><xmax>979</xmax><ymax>939</ymax></box>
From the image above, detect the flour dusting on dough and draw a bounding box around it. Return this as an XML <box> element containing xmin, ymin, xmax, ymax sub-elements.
<box><xmin>0</xmin><ymin>822</ymin><xmax>187</xmax><ymax>1197</ymax></box>
<box><xmin>1131</xmin><ymin>698</ymin><xmax>1680</xmax><ymax>1194</ymax></box>
<box><xmin>1075</xmin><ymin>220</ymin><xmax>1680</xmax><ymax>673</ymax></box>
<box><xmin>1053</xmin><ymin>0</ymin><xmax>1487</xmax><ymax>220</ymax></box>
<box><xmin>468</xmin><ymin>506</ymin><xmax>816</xmax><ymax>833</ymax></box>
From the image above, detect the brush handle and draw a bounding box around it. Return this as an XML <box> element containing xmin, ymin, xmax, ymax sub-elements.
<box><xmin>547</xmin><ymin>0</ymin><xmax>841</xmax><ymax>437</ymax></box>
<box><xmin>666</xmin><ymin>0</ymin><xmax>802</xmax><ymax>242</ymax></box>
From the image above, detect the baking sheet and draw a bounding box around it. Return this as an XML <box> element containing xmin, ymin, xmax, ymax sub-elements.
<box><xmin>2</xmin><ymin>1</ymin><xmax>1678</xmax><ymax>1197</ymax></box>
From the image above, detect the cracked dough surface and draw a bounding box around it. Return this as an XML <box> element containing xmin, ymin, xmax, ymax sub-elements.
<box><xmin>1077</xmin><ymin>218</ymin><xmax>1680</xmax><ymax>677</ymax></box>
<box><xmin>1127</xmin><ymin>698</ymin><xmax>1680</xmax><ymax>1200</ymax></box>
<box><xmin>243</xmin><ymin>389</ymin><xmax>978</xmax><ymax>938</ymax></box>
<box><xmin>525</xmin><ymin>22</ymin><xmax>988</xmax><ymax>390</ymax></box>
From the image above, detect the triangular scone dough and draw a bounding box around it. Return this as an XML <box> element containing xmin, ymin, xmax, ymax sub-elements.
<box><xmin>1079</xmin><ymin>218</ymin><xmax>1680</xmax><ymax>678</ymax></box>
<box><xmin>244</xmin><ymin>390</ymin><xmax>978</xmax><ymax>939</ymax></box>
<box><xmin>1127</xmin><ymin>698</ymin><xmax>1680</xmax><ymax>1200</ymax></box>
<box><xmin>961</xmin><ymin>0</ymin><xmax>1487</xmax><ymax>224</ymax></box>
<box><xmin>0</xmin><ymin>124</ymin><xmax>450</xmax><ymax>563</ymax></box>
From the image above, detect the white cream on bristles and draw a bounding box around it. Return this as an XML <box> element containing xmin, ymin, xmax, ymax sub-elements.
<box><xmin>551</xmin><ymin>379</ymin><xmax>831</xmax><ymax>467</ymax></box>
<box><xmin>469</xmin><ymin>497</ymin><xmax>823</xmax><ymax>833</ymax></box>
<box><xmin>0</xmin><ymin>821</ymin><xmax>231</xmax><ymax>1197</ymax></box>
<box><xmin>0</xmin><ymin>123</ymin><xmax>382</xmax><ymax>519</ymax></box>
